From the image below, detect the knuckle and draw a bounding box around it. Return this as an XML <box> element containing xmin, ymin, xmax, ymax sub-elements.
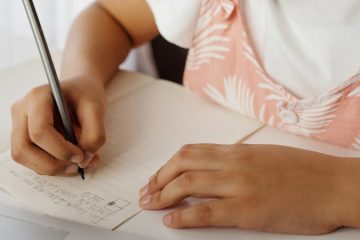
<box><xmin>29</xmin><ymin>126</ymin><xmax>45</xmax><ymax>142</ymax></box>
<box><xmin>25</xmin><ymin>86</ymin><xmax>51</xmax><ymax>110</ymax></box>
<box><xmin>149</xmin><ymin>174</ymin><xmax>158</xmax><ymax>189</ymax></box>
<box><xmin>196</xmin><ymin>205</ymin><xmax>212</xmax><ymax>224</ymax></box>
<box><xmin>178</xmin><ymin>172</ymin><xmax>193</xmax><ymax>190</ymax></box>
<box><xmin>11</xmin><ymin>146</ymin><xmax>23</xmax><ymax>163</ymax></box>
<box><xmin>182</xmin><ymin>144</ymin><xmax>194</xmax><ymax>151</ymax></box>
<box><xmin>61</xmin><ymin>151</ymin><xmax>74</xmax><ymax>162</ymax></box>
<box><xmin>10</xmin><ymin>101</ymin><xmax>22</xmax><ymax>117</ymax></box>
<box><xmin>176</xmin><ymin>144</ymin><xmax>194</xmax><ymax>160</ymax></box>
<box><xmin>37</xmin><ymin>163</ymin><xmax>58</xmax><ymax>176</ymax></box>
<box><xmin>27</xmin><ymin>86</ymin><xmax>46</xmax><ymax>99</ymax></box>
<box><xmin>81</xmin><ymin>131</ymin><xmax>106</xmax><ymax>152</ymax></box>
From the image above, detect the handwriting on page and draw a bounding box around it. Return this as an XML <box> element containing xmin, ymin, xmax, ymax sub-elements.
<box><xmin>8</xmin><ymin>169</ymin><xmax>130</xmax><ymax>225</ymax></box>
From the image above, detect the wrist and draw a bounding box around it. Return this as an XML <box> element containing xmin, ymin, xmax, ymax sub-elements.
<box><xmin>61</xmin><ymin>74</ymin><xmax>107</xmax><ymax>106</ymax></box>
<box><xmin>62</xmin><ymin>73</ymin><xmax>106</xmax><ymax>88</ymax></box>
<box><xmin>60</xmin><ymin>62</ymin><xmax>110</xmax><ymax>86</ymax></box>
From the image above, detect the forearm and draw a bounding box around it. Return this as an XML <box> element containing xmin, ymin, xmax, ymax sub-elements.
<box><xmin>60</xmin><ymin>3</ymin><xmax>132</xmax><ymax>85</ymax></box>
<box><xmin>336</xmin><ymin>157</ymin><xmax>360</xmax><ymax>228</ymax></box>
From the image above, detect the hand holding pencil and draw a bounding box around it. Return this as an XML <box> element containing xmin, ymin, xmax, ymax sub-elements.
<box><xmin>9</xmin><ymin>0</ymin><xmax>107</xmax><ymax>177</ymax></box>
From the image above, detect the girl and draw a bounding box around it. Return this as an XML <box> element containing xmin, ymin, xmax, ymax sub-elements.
<box><xmin>10</xmin><ymin>0</ymin><xmax>360</xmax><ymax>235</ymax></box>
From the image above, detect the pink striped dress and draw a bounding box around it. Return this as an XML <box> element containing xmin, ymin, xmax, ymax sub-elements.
<box><xmin>183</xmin><ymin>0</ymin><xmax>360</xmax><ymax>150</ymax></box>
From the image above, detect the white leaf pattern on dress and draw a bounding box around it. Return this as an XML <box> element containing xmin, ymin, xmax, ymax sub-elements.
<box><xmin>204</xmin><ymin>75</ymin><xmax>275</xmax><ymax>126</ymax></box>
<box><xmin>183</xmin><ymin>0</ymin><xmax>360</xmax><ymax>150</ymax></box>
<box><xmin>351</xmin><ymin>135</ymin><xmax>360</xmax><ymax>150</ymax></box>
<box><xmin>241</xmin><ymin>29</ymin><xmax>342</xmax><ymax>136</ymax></box>
<box><xmin>241</xmin><ymin>31</ymin><xmax>295</xmax><ymax>103</ymax></box>
<box><xmin>186</xmin><ymin>0</ymin><xmax>231</xmax><ymax>70</ymax></box>
<box><xmin>213</xmin><ymin>0</ymin><xmax>236</xmax><ymax>19</ymax></box>
<box><xmin>348</xmin><ymin>86</ymin><xmax>360</xmax><ymax>98</ymax></box>
<box><xmin>343</xmin><ymin>71</ymin><xmax>360</xmax><ymax>98</ymax></box>
<box><xmin>278</xmin><ymin>93</ymin><xmax>342</xmax><ymax>136</ymax></box>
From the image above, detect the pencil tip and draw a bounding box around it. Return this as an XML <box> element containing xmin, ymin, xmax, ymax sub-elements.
<box><xmin>78</xmin><ymin>167</ymin><xmax>85</xmax><ymax>180</ymax></box>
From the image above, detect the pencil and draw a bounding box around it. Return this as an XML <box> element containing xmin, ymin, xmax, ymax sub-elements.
<box><xmin>23</xmin><ymin>0</ymin><xmax>85</xmax><ymax>180</ymax></box>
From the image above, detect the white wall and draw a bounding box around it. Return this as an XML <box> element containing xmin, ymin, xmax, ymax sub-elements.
<box><xmin>0</xmin><ymin>0</ymin><xmax>140</xmax><ymax>71</ymax></box>
<box><xmin>0</xmin><ymin>0</ymin><xmax>93</xmax><ymax>49</ymax></box>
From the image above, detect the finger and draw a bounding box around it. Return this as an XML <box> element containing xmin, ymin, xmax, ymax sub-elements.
<box><xmin>76</xmin><ymin>100</ymin><xmax>106</xmax><ymax>153</ymax></box>
<box><xmin>142</xmin><ymin>144</ymin><xmax>228</xmax><ymax>194</ymax></box>
<box><xmin>79</xmin><ymin>153</ymin><xmax>98</xmax><ymax>168</ymax></box>
<box><xmin>27</xmin><ymin>101</ymin><xmax>83</xmax><ymax>163</ymax></box>
<box><xmin>25</xmin><ymin>146</ymin><xmax>78</xmax><ymax>176</ymax></box>
<box><xmin>163</xmin><ymin>199</ymin><xmax>238</xmax><ymax>228</ymax></box>
<box><xmin>11</xmin><ymin>105</ymin><xmax>31</xmax><ymax>162</ymax></box>
<box><xmin>84</xmin><ymin>156</ymin><xmax>102</xmax><ymax>174</ymax></box>
<box><xmin>73</xmin><ymin>125</ymin><xmax>97</xmax><ymax>166</ymax></box>
<box><xmin>86</xmin><ymin>157</ymin><xmax>102</xmax><ymax>172</ymax></box>
<box><xmin>11</xmin><ymin>111</ymin><xmax>76</xmax><ymax>176</ymax></box>
<box><xmin>140</xmin><ymin>171</ymin><xmax>233</xmax><ymax>210</ymax></box>
<box><xmin>14</xmin><ymin>140</ymin><xmax>72</xmax><ymax>176</ymax></box>
<box><xmin>87</xmin><ymin>155</ymin><xmax>101</xmax><ymax>169</ymax></box>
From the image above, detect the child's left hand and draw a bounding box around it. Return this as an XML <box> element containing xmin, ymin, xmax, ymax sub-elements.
<box><xmin>139</xmin><ymin>144</ymin><xmax>357</xmax><ymax>234</ymax></box>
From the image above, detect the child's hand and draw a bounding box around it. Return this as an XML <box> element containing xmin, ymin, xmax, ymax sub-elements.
<box><xmin>139</xmin><ymin>144</ymin><xmax>351</xmax><ymax>234</ymax></box>
<box><xmin>10</xmin><ymin>75</ymin><xmax>106</xmax><ymax>176</ymax></box>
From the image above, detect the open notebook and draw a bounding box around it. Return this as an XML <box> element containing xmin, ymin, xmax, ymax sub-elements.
<box><xmin>0</xmin><ymin>71</ymin><xmax>263</xmax><ymax>230</ymax></box>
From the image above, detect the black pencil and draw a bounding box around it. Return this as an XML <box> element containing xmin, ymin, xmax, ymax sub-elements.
<box><xmin>23</xmin><ymin>0</ymin><xmax>85</xmax><ymax>180</ymax></box>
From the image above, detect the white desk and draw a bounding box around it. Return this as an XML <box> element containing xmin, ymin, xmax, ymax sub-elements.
<box><xmin>1</xmin><ymin>57</ymin><xmax>360</xmax><ymax>240</ymax></box>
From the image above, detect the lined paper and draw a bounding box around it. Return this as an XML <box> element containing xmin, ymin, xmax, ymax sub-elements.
<box><xmin>0</xmin><ymin>79</ymin><xmax>263</xmax><ymax>229</ymax></box>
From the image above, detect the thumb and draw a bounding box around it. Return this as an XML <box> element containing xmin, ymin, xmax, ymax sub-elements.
<box><xmin>76</xmin><ymin>100</ymin><xmax>106</xmax><ymax>154</ymax></box>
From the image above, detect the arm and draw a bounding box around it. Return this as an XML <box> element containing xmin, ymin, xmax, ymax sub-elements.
<box><xmin>337</xmin><ymin>157</ymin><xmax>360</xmax><ymax>229</ymax></box>
<box><xmin>11</xmin><ymin>0</ymin><xmax>158</xmax><ymax>176</ymax></box>
<box><xmin>61</xmin><ymin>0</ymin><xmax>159</xmax><ymax>85</ymax></box>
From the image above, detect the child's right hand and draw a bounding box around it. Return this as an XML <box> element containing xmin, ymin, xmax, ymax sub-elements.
<box><xmin>10</xmin><ymin>75</ymin><xmax>107</xmax><ymax>176</ymax></box>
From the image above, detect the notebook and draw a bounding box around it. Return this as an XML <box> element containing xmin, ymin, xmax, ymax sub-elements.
<box><xmin>0</xmin><ymin>71</ymin><xmax>263</xmax><ymax>230</ymax></box>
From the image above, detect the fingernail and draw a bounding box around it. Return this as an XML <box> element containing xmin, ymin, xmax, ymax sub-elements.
<box><xmin>87</xmin><ymin>157</ymin><xmax>99</xmax><ymax>169</ymax></box>
<box><xmin>79</xmin><ymin>152</ymin><xmax>96</xmax><ymax>168</ymax></box>
<box><xmin>140</xmin><ymin>195</ymin><xmax>152</xmax><ymax>205</ymax></box>
<box><xmin>163</xmin><ymin>214</ymin><xmax>172</xmax><ymax>226</ymax></box>
<box><xmin>84</xmin><ymin>152</ymin><xmax>95</xmax><ymax>162</ymax></box>
<box><xmin>71</xmin><ymin>155</ymin><xmax>82</xmax><ymax>164</ymax></box>
<box><xmin>65</xmin><ymin>164</ymin><xmax>78</xmax><ymax>174</ymax></box>
<box><xmin>139</xmin><ymin>184</ymin><xmax>149</xmax><ymax>197</ymax></box>
<box><xmin>79</xmin><ymin>157</ymin><xmax>93</xmax><ymax>168</ymax></box>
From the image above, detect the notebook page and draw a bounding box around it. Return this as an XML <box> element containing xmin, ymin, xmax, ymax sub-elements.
<box><xmin>105</xmin><ymin>71</ymin><xmax>154</xmax><ymax>104</ymax></box>
<box><xmin>0</xmin><ymin>80</ymin><xmax>263</xmax><ymax>230</ymax></box>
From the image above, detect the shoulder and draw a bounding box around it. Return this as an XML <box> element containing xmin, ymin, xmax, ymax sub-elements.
<box><xmin>146</xmin><ymin>0</ymin><xmax>202</xmax><ymax>48</ymax></box>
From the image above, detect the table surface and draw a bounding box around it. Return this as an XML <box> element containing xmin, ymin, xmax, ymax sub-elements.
<box><xmin>1</xmin><ymin>31</ymin><xmax>360</xmax><ymax>240</ymax></box>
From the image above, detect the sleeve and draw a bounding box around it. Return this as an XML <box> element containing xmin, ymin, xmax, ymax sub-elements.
<box><xmin>146</xmin><ymin>0</ymin><xmax>202</xmax><ymax>48</ymax></box>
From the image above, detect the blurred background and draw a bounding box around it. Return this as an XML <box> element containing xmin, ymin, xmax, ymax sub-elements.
<box><xmin>0</xmin><ymin>0</ymin><xmax>98</xmax><ymax>70</ymax></box>
<box><xmin>0</xmin><ymin>0</ymin><xmax>187</xmax><ymax>83</ymax></box>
